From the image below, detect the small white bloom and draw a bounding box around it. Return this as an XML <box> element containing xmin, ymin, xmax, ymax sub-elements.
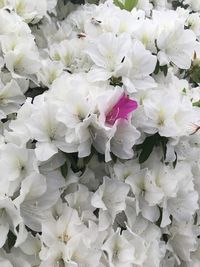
<box><xmin>122</xmin><ymin>40</ymin><xmax>157</xmax><ymax>92</ymax></box>
<box><xmin>157</xmin><ymin>23</ymin><xmax>196</xmax><ymax>69</ymax></box>
<box><xmin>168</xmin><ymin>221</ymin><xmax>197</xmax><ymax>262</ymax></box>
<box><xmin>91</xmin><ymin>176</ymin><xmax>130</xmax><ymax>228</ymax></box>
<box><xmin>86</xmin><ymin>32</ymin><xmax>131</xmax><ymax>82</ymax></box>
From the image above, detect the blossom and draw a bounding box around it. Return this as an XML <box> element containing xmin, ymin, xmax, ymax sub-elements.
<box><xmin>0</xmin><ymin>0</ymin><xmax>200</xmax><ymax>266</ymax></box>
<box><xmin>91</xmin><ymin>176</ymin><xmax>130</xmax><ymax>229</ymax></box>
<box><xmin>135</xmin><ymin>85</ymin><xmax>197</xmax><ymax>137</ymax></box>
<box><xmin>156</xmin><ymin>22</ymin><xmax>196</xmax><ymax>69</ymax></box>
<box><xmin>102</xmin><ymin>229</ymin><xmax>137</xmax><ymax>267</ymax></box>
<box><xmin>26</xmin><ymin>98</ymin><xmax>67</xmax><ymax>161</ymax></box>
<box><xmin>85</xmin><ymin>32</ymin><xmax>131</xmax><ymax>82</ymax></box>
<box><xmin>0</xmin><ymin>144</ymin><xmax>38</xmax><ymax>195</ymax></box>
<box><xmin>168</xmin><ymin>222</ymin><xmax>197</xmax><ymax>262</ymax></box>
<box><xmin>37</xmin><ymin>58</ymin><xmax>63</xmax><ymax>87</ymax></box>
<box><xmin>122</xmin><ymin>40</ymin><xmax>157</xmax><ymax>92</ymax></box>
<box><xmin>105</xmin><ymin>93</ymin><xmax>138</xmax><ymax>125</ymax></box>
<box><xmin>0</xmin><ymin>197</ymin><xmax>22</xmax><ymax>248</ymax></box>
<box><xmin>9</xmin><ymin>0</ymin><xmax>47</xmax><ymax>23</ymax></box>
<box><xmin>0</xmin><ymin>79</ymin><xmax>25</xmax><ymax>119</ymax></box>
<box><xmin>184</xmin><ymin>0</ymin><xmax>200</xmax><ymax>12</ymax></box>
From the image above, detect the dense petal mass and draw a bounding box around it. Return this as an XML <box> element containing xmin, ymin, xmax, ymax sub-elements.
<box><xmin>0</xmin><ymin>0</ymin><xmax>199</xmax><ymax>267</ymax></box>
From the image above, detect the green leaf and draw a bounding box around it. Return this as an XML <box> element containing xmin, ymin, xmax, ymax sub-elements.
<box><xmin>172</xmin><ymin>0</ymin><xmax>181</xmax><ymax>8</ymax></box>
<box><xmin>124</xmin><ymin>0</ymin><xmax>138</xmax><ymax>11</ymax></box>
<box><xmin>61</xmin><ymin>162</ymin><xmax>68</xmax><ymax>178</ymax></box>
<box><xmin>160</xmin><ymin>136</ymin><xmax>168</xmax><ymax>160</ymax></box>
<box><xmin>182</xmin><ymin>88</ymin><xmax>186</xmax><ymax>94</ymax></box>
<box><xmin>160</xmin><ymin>65</ymin><xmax>168</xmax><ymax>76</ymax></box>
<box><xmin>173</xmin><ymin>152</ymin><xmax>177</xmax><ymax>168</ymax></box>
<box><xmin>190</xmin><ymin>65</ymin><xmax>200</xmax><ymax>84</ymax></box>
<box><xmin>153</xmin><ymin>62</ymin><xmax>168</xmax><ymax>76</ymax></box>
<box><xmin>114</xmin><ymin>0</ymin><xmax>125</xmax><ymax>9</ymax></box>
<box><xmin>110</xmin><ymin>76</ymin><xmax>123</xmax><ymax>87</ymax></box>
<box><xmin>154</xmin><ymin>60</ymin><xmax>160</xmax><ymax>75</ymax></box>
<box><xmin>138</xmin><ymin>133</ymin><xmax>158</xmax><ymax>164</ymax></box>
<box><xmin>193</xmin><ymin>100</ymin><xmax>200</xmax><ymax>107</ymax></box>
<box><xmin>7</xmin><ymin>231</ymin><xmax>16</xmax><ymax>250</ymax></box>
<box><xmin>155</xmin><ymin>207</ymin><xmax>162</xmax><ymax>227</ymax></box>
<box><xmin>114</xmin><ymin>0</ymin><xmax>138</xmax><ymax>11</ymax></box>
<box><xmin>172</xmin><ymin>0</ymin><xmax>189</xmax><ymax>9</ymax></box>
<box><xmin>137</xmin><ymin>133</ymin><xmax>169</xmax><ymax>164</ymax></box>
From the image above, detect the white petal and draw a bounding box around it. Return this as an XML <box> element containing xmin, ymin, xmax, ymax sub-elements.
<box><xmin>35</xmin><ymin>142</ymin><xmax>58</xmax><ymax>161</ymax></box>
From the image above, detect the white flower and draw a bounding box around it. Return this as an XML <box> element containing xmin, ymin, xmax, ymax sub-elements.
<box><xmin>160</xmin><ymin>162</ymin><xmax>198</xmax><ymax>227</ymax></box>
<box><xmin>136</xmin><ymin>0</ymin><xmax>153</xmax><ymax>15</ymax></box>
<box><xmin>134</xmin><ymin>19</ymin><xmax>157</xmax><ymax>53</ymax></box>
<box><xmin>55</xmin><ymin>82</ymin><xmax>96</xmax><ymax>158</ymax></box>
<box><xmin>125</xmin><ymin>168</ymin><xmax>161</xmax><ymax>222</ymax></box>
<box><xmin>5</xmin><ymin>46</ymin><xmax>41</xmax><ymax>78</ymax></box>
<box><xmin>64</xmin><ymin>235</ymin><xmax>101</xmax><ymax>267</ymax></box>
<box><xmin>184</xmin><ymin>0</ymin><xmax>200</xmax><ymax>11</ymax></box>
<box><xmin>0</xmin><ymin>9</ymin><xmax>30</xmax><ymax>36</ymax></box>
<box><xmin>152</xmin><ymin>0</ymin><xmax>171</xmax><ymax>9</ymax></box>
<box><xmin>92</xmin><ymin>88</ymin><xmax>140</xmax><ymax>161</ymax></box>
<box><xmin>39</xmin><ymin>205</ymin><xmax>91</xmax><ymax>265</ymax></box>
<box><xmin>19</xmin><ymin>169</ymin><xmax>65</xmax><ymax>232</ymax></box>
<box><xmin>138</xmin><ymin>87</ymin><xmax>196</xmax><ymax>137</ymax></box>
<box><xmin>91</xmin><ymin>176</ymin><xmax>130</xmax><ymax>229</ymax></box>
<box><xmin>168</xmin><ymin>222</ymin><xmax>197</xmax><ymax>262</ymax></box>
<box><xmin>0</xmin><ymin>56</ymin><xmax>4</xmax><ymax>69</ymax></box>
<box><xmin>122</xmin><ymin>40</ymin><xmax>157</xmax><ymax>92</ymax></box>
<box><xmin>37</xmin><ymin>58</ymin><xmax>63</xmax><ymax>87</ymax></box>
<box><xmin>19</xmin><ymin>232</ymin><xmax>41</xmax><ymax>259</ymax></box>
<box><xmin>49</xmin><ymin>38</ymin><xmax>86</xmax><ymax>72</ymax></box>
<box><xmin>0</xmin><ymin>79</ymin><xmax>25</xmax><ymax>118</ymax></box>
<box><xmin>26</xmin><ymin>98</ymin><xmax>67</xmax><ymax>161</ymax></box>
<box><xmin>41</xmin><ymin>205</ymin><xmax>86</xmax><ymax>247</ymax></box>
<box><xmin>9</xmin><ymin>0</ymin><xmax>47</xmax><ymax>23</ymax></box>
<box><xmin>5</xmin><ymin>97</ymin><xmax>33</xmax><ymax>146</ymax></box>
<box><xmin>0</xmin><ymin>0</ymin><xmax>199</xmax><ymax>265</ymax></box>
<box><xmin>65</xmin><ymin>184</ymin><xmax>95</xmax><ymax>221</ymax></box>
<box><xmin>122</xmin><ymin>228</ymin><xmax>148</xmax><ymax>265</ymax></box>
<box><xmin>86</xmin><ymin>32</ymin><xmax>131</xmax><ymax>82</ymax></box>
<box><xmin>167</xmin><ymin>190</ymin><xmax>198</xmax><ymax>222</ymax></box>
<box><xmin>39</xmin><ymin>243</ymin><xmax>66</xmax><ymax>267</ymax></box>
<box><xmin>157</xmin><ymin>23</ymin><xmax>196</xmax><ymax>69</ymax></box>
<box><xmin>0</xmin><ymin>144</ymin><xmax>37</xmax><ymax>196</ymax></box>
<box><xmin>13</xmin><ymin>172</ymin><xmax>48</xmax><ymax>231</ymax></box>
<box><xmin>111</xmin><ymin>120</ymin><xmax>140</xmax><ymax>159</ymax></box>
<box><xmin>110</xmin><ymin>159</ymin><xmax>140</xmax><ymax>182</ymax></box>
<box><xmin>0</xmin><ymin>197</ymin><xmax>22</xmax><ymax>248</ymax></box>
<box><xmin>0</xmin><ymin>248</ymin><xmax>31</xmax><ymax>267</ymax></box>
<box><xmin>84</xmin><ymin>4</ymin><xmax>140</xmax><ymax>36</ymax></box>
<box><xmin>46</xmin><ymin>0</ymin><xmax>57</xmax><ymax>11</ymax></box>
<box><xmin>102</xmin><ymin>229</ymin><xmax>135</xmax><ymax>267</ymax></box>
<box><xmin>0</xmin><ymin>19</ymin><xmax>40</xmax><ymax>78</ymax></box>
<box><xmin>187</xmin><ymin>13</ymin><xmax>200</xmax><ymax>39</ymax></box>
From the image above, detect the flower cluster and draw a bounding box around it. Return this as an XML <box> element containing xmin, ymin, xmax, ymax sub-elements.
<box><xmin>0</xmin><ymin>0</ymin><xmax>200</xmax><ymax>266</ymax></box>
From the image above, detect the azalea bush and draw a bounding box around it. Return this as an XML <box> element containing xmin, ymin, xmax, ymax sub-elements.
<box><xmin>0</xmin><ymin>0</ymin><xmax>200</xmax><ymax>266</ymax></box>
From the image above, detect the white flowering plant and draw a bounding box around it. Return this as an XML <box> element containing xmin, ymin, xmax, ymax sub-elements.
<box><xmin>0</xmin><ymin>0</ymin><xmax>200</xmax><ymax>266</ymax></box>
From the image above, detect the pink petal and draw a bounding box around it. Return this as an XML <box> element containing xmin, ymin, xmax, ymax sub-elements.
<box><xmin>106</xmin><ymin>93</ymin><xmax>138</xmax><ymax>125</ymax></box>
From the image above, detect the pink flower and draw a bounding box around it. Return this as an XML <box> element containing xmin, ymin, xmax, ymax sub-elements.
<box><xmin>106</xmin><ymin>93</ymin><xmax>138</xmax><ymax>125</ymax></box>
